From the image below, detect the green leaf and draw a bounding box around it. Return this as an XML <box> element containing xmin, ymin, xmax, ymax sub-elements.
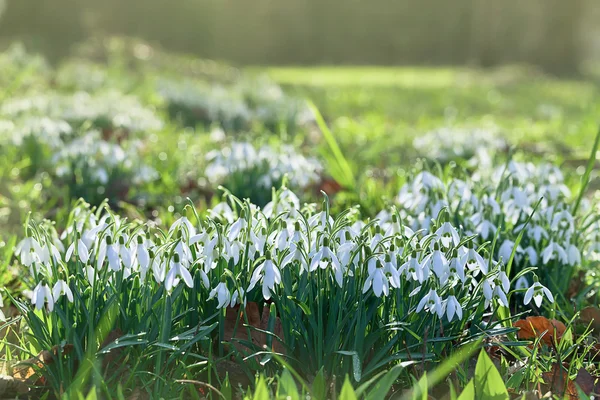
<box><xmin>364</xmin><ymin>364</ymin><xmax>405</xmax><ymax>399</ymax></box>
<box><xmin>457</xmin><ymin>380</ymin><xmax>474</xmax><ymax>400</ymax></box>
<box><xmin>312</xmin><ymin>368</ymin><xmax>327</xmax><ymax>400</ymax></box>
<box><xmin>221</xmin><ymin>373</ymin><xmax>232</xmax><ymax>400</ymax></box>
<box><xmin>335</xmin><ymin>350</ymin><xmax>362</xmax><ymax>382</ymax></box>
<box><xmin>474</xmin><ymin>351</ymin><xmax>509</xmax><ymax>400</ymax></box>
<box><xmin>277</xmin><ymin>369</ymin><xmax>300</xmax><ymax>400</ymax></box>
<box><xmin>339</xmin><ymin>375</ymin><xmax>357</xmax><ymax>400</ymax></box>
<box><xmin>253</xmin><ymin>375</ymin><xmax>270</xmax><ymax>400</ymax></box>
<box><xmin>308</xmin><ymin>101</ymin><xmax>355</xmax><ymax>190</ymax></box>
<box><xmin>573</xmin><ymin>124</ymin><xmax>600</xmax><ymax>216</ymax></box>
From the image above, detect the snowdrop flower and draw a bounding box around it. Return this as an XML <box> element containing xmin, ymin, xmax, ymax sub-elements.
<box><xmin>483</xmin><ymin>278</ymin><xmax>509</xmax><ymax>308</ymax></box>
<box><xmin>165</xmin><ymin>253</ymin><xmax>194</xmax><ymax>292</ymax></box>
<box><xmin>524</xmin><ymin>278</ymin><xmax>554</xmax><ymax>308</ymax></box>
<box><xmin>435</xmin><ymin>222</ymin><xmax>460</xmax><ymax>248</ymax></box>
<box><xmin>398</xmin><ymin>251</ymin><xmax>423</xmax><ymax>282</ymax></box>
<box><xmin>52</xmin><ymin>280</ymin><xmax>73</xmax><ymax>303</ymax></box>
<box><xmin>551</xmin><ymin>210</ymin><xmax>574</xmax><ymax>232</ymax></box>
<box><xmin>444</xmin><ymin>294</ymin><xmax>463</xmax><ymax>322</ymax></box>
<box><xmin>209</xmin><ymin>277</ymin><xmax>231</xmax><ymax>309</ymax></box>
<box><xmin>65</xmin><ymin>237</ymin><xmax>90</xmax><ymax>264</ymax></box>
<box><xmin>416</xmin><ymin>289</ymin><xmax>444</xmax><ymax>318</ymax></box>
<box><xmin>515</xmin><ymin>276</ymin><xmax>529</xmax><ymax>290</ymax></box>
<box><xmin>523</xmin><ymin>246</ymin><xmax>539</xmax><ymax>266</ymax></box>
<box><xmin>498</xmin><ymin>240</ymin><xmax>522</xmax><ymax>264</ymax></box>
<box><xmin>248</xmin><ymin>251</ymin><xmax>281</xmax><ymax>300</ymax></box>
<box><xmin>462</xmin><ymin>244</ymin><xmax>488</xmax><ymax>276</ymax></box>
<box><xmin>421</xmin><ymin>243</ymin><xmax>448</xmax><ymax>281</ymax></box>
<box><xmin>567</xmin><ymin>244</ymin><xmax>581</xmax><ymax>266</ymax></box>
<box><xmin>32</xmin><ymin>281</ymin><xmax>54</xmax><ymax>312</ymax></box>
<box><xmin>447</xmin><ymin>251</ymin><xmax>466</xmax><ymax>283</ymax></box>
<box><xmin>475</xmin><ymin>219</ymin><xmax>496</xmax><ymax>240</ymax></box>
<box><xmin>362</xmin><ymin>257</ymin><xmax>399</xmax><ymax>297</ymax></box>
<box><xmin>136</xmin><ymin>236</ymin><xmax>150</xmax><ymax>277</ymax></box>
<box><xmin>541</xmin><ymin>242</ymin><xmax>568</xmax><ymax>265</ymax></box>
<box><xmin>228</xmin><ymin>217</ymin><xmax>246</xmax><ymax>242</ymax></box>
<box><xmin>15</xmin><ymin>237</ymin><xmax>43</xmax><ymax>267</ymax></box>
<box><xmin>528</xmin><ymin>225</ymin><xmax>548</xmax><ymax>244</ymax></box>
<box><xmin>309</xmin><ymin>238</ymin><xmax>344</xmax><ymax>287</ymax></box>
<box><xmin>230</xmin><ymin>288</ymin><xmax>246</xmax><ymax>307</ymax></box>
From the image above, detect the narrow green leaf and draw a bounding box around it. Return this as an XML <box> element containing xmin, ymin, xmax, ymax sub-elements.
<box><xmin>474</xmin><ymin>351</ymin><xmax>509</xmax><ymax>400</ymax></box>
<box><xmin>339</xmin><ymin>375</ymin><xmax>358</xmax><ymax>400</ymax></box>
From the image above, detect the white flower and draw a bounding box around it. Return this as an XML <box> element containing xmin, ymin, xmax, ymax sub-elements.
<box><xmin>498</xmin><ymin>240</ymin><xmax>522</xmax><ymax>264</ymax></box>
<box><xmin>309</xmin><ymin>239</ymin><xmax>343</xmax><ymax>287</ymax></box>
<box><xmin>32</xmin><ymin>282</ymin><xmax>54</xmax><ymax>312</ymax></box>
<box><xmin>65</xmin><ymin>238</ymin><xmax>90</xmax><ymax>264</ymax></box>
<box><xmin>398</xmin><ymin>252</ymin><xmax>423</xmax><ymax>282</ymax></box>
<box><xmin>362</xmin><ymin>257</ymin><xmax>399</xmax><ymax>298</ymax></box>
<box><xmin>416</xmin><ymin>289</ymin><xmax>443</xmax><ymax>318</ymax></box>
<box><xmin>52</xmin><ymin>280</ymin><xmax>74</xmax><ymax>303</ymax></box>
<box><xmin>247</xmin><ymin>252</ymin><xmax>281</xmax><ymax>300</ymax></box>
<box><xmin>444</xmin><ymin>295</ymin><xmax>463</xmax><ymax>322</ymax></box>
<box><xmin>15</xmin><ymin>237</ymin><xmax>43</xmax><ymax>267</ymax></box>
<box><xmin>515</xmin><ymin>276</ymin><xmax>529</xmax><ymax>290</ymax></box>
<box><xmin>541</xmin><ymin>242</ymin><xmax>568</xmax><ymax>265</ymax></box>
<box><xmin>567</xmin><ymin>244</ymin><xmax>581</xmax><ymax>266</ymax></box>
<box><xmin>435</xmin><ymin>222</ymin><xmax>460</xmax><ymax>248</ymax></box>
<box><xmin>523</xmin><ymin>246</ymin><xmax>538</xmax><ymax>266</ymax></box>
<box><xmin>462</xmin><ymin>245</ymin><xmax>488</xmax><ymax>276</ymax></box>
<box><xmin>209</xmin><ymin>279</ymin><xmax>231</xmax><ymax>309</ymax></box>
<box><xmin>421</xmin><ymin>243</ymin><xmax>448</xmax><ymax>282</ymax></box>
<box><xmin>524</xmin><ymin>281</ymin><xmax>554</xmax><ymax>308</ymax></box>
<box><xmin>165</xmin><ymin>254</ymin><xmax>194</xmax><ymax>292</ymax></box>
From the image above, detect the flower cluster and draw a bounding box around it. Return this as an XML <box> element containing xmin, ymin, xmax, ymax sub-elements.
<box><xmin>16</xmin><ymin>187</ymin><xmax>551</xmax><ymax>324</ymax></box>
<box><xmin>158</xmin><ymin>77</ymin><xmax>310</xmax><ymax>132</ymax></box>
<box><xmin>51</xmin><ymin>130</ymin><xmax>157</xmax><ymax>204</ymax></box>
<box><xmin>1</xmin><ymin>90</ymin><xmax>163</xmax><ymax>135</ymax></box>
<box><xmin>393</xmin><ymin>160</ymin><xmax>587</xmax><ymax>295</ymax></box>
<box><xmin>413</xmin><ymin>126</ymin><xmax>506</xmax><ymax>167</ymax></box>
<box><xmin>205</xmin><ymin>141</ymin><xmax>322</xmax><ymax>192</ymax></box>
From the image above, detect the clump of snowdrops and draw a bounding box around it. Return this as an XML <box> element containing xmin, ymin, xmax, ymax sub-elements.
<box><xmin>394</xmin><ymin>160</ymin><xmax>594</xmax><ymax>301</ymax></box>
<box><xmin>6</xmin><ymin>185</ymin><xmax>553</xmax><ymax>395</ymax></box>
<box><xmin>204</xmin><ymin>141</ymin><xmax>322</xmax><ymax>206</ymax></box>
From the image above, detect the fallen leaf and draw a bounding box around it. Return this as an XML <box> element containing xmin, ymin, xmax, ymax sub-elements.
<box><xmin>580</xmin><ymin>307</ymin><xmax>600</xmax><ymax>332</ymax></box>
<box><xmin>514</xmin><ymin>316</ymin><xmax>566</xmax><ymax>346</ymax></box>
<box><xmin>11</xmin><ymin>344</ymin><xmax>74</xmax><ymax>386</ymax></box>
<box><xmin>541</xmin><ymin>364</ymin><xmax>578</xmax><ymax>400</ymax></box>
<box><xmin>0</xmin><ymin>375</ymin><xmax>29</xmax><ymax>397</ymax></box>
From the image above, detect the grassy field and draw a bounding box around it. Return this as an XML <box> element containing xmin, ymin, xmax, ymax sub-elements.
<box><xmin>262</xmin><ymin>66</ymin><xmax>600</xmax><ymax>166</ymax></box>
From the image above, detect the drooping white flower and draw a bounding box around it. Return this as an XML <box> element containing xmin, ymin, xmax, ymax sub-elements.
<box><xmin>247</xmin><ymin>251</ymin><xmax>281</xmax><ymax>300</ymax></box>
<box><xmin>567</xmin><ymin>244</ymin><xmax>581</xmax><ymax>266</ymax></box>
<box><xmin>515</xmin><ymin>275</ymin><xmax>529</xmax><ymax>290</ymax></box>
<box><xmin>32</xmin><ymin>281</ymin><xmax>54</xmax><ymax>312</ymax></box>
<box><xmin>165</xmin><ymin>253</ymin><xmax>194</xmax><ymax>292</ymax></box>
<box><xmin>416</xmin><ymin>289</ymin><xmax>443</xmax><ymax>318</ymax></box>
<box><xmin>444</xmin><ymin>295</ymin><xmax>463</xmax><ymax>322</ymax></box>
<box><xmin>65</xmin><ymin>238</ymin><xmax>90</xmax><ymax>264</ymax></box>
<box><xmin>52</xmin><ymin>280</ymin><xmax>74</xmax><ymax>303</ymax></box>
<box><xmin>541</xmin><ymin>242</ymin><xmax>568</xmax><ymax>265</ymax></box>
<box><xmin>209</xmin><ymin>278</ymin><xmax>231</xmax><ymax>309</ymax></box>
<box><xmin>421</xmin><ymin>243</ymin><xmax>448</xmax><ymax>282</ymax></box>
<box><xmin>462</xmin><ymin>245</ymin><xmax>488</xmax><ymax>276</ymax></box>
<box><xmin>362</xmin><ymin>257</ymin><xmax>399</xmax><ymax>298</ymax></box>
<box><xmin>435</xmin><ymin>222</ymin><xmax>460</xmax><ymax>248</ymax></box>
<box><xmin>524</xmin><ymin>280</ymin><xmax>554</xmax><ymax>308</ymax></box>
<box><xmin>398</xmin><ymin>252</ymin><xmax>423</xmax><ymax>282</ymax></box>
<box><xmin>15</xmin><ymin>237</ymin><xmax>43</xmax><ymax>267</ymax></box>
<box><xmin>309</xmin><ymin>238</ymin><xmax>344</xmax><ymax>287</ymax></box>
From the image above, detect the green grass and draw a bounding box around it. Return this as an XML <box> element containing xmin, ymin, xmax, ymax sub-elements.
<box><xmin>259</xmin><ymin>66</ymin><xmax>600</xmax><ymax>168</ymax></box>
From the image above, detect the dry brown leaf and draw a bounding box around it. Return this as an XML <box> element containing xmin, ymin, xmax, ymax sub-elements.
<box><xmin>0</xmin><ymin>375</ymin><xmax>29</xmax><ymax>397</ymax></box>
<box><xmin>514</xmin><ymin>316</ymin><xmax>566</xmax><ymax>346</ymax></box>
<box><xmin>11</xmin><ymin>344</ymin><xmax>74</xmax><ymax>386</ymax></box>
<box><xmin>541</xmin><ymin>364</ymin><xmax>578</xmax><ymax>400</ymax></box>
<box><xmin>580</xmin><ymin>307</ymin><xmax>600</xmax><ymax>332</ymax></box>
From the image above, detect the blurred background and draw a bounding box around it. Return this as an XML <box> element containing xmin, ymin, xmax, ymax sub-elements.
<box><xmin>0</xmin><ymin>0</ymin><xmax>599</xmax><ymax>74</ymax></box>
